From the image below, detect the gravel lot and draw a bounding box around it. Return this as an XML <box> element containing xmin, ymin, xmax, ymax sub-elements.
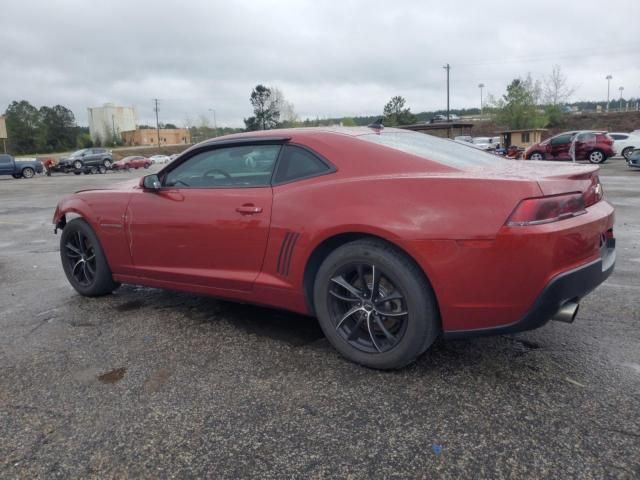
<box><xmin>1</xmin><ymin>161</ymin><xmax>639</xmax><ymax>479</ymax></box>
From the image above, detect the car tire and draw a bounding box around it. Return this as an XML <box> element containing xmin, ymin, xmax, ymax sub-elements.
<box><xmin>144</xmin><ymin>164</ymin><xmax>150</xmax><ymax>169</ymax></box>
<box><xmin>12</xmin><ymin>173</ymin><xmax>22</xmax><ymax>179</ymax></box>
<box><xmin>73</xmin><ymin>171</ymin><xmax>82</xmax><ymax>175</ymax></box>
<box><xmin>90</xmin><ymin>166</ymin><xmax>98</xmax><ymax>174</ymax></box>
<box><xmin>529</xmin><ymin>152</ymin><xmax>544</xmax><ymax>160</ymax></box>
<box><xmin>60</xmin><ymin>218</ymin><xmax>120</xmax><ymax>297</ymax></box>
<box><xmin>98</xmin><ymin>165</ymin><xmax>107</xmax><ymax>174</ymax></box>
<box><xmin>103</xmin><ymin>159</ymin><xmax>112</xmax><ymax>168</ymax></box>
<box><xmin>22</xmin><ymin>167</ymin><xmax>35</xmax><ymax>178</ymax></box>
<box><xmin>313</xmin><ymin>239</ymin><xmax>439</xmax><ymax>370</ymax></box>
<box><xmin>621</xmin><ymin>147</ymin><xmax>634</xmax><ymax>160</ymax></box>
<box><xmin>73</xmin><ymin>160</ymin><xmax>84</xmax><ymax>169</ymax></box>
<box><xmin>588</xmin><ymin>149</ymin><xmax>606</xmax><ymax>164</ymax></box>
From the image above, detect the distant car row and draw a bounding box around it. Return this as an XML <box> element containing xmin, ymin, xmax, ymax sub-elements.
<box><xmin>524</xmin><ymin>131</ymin><xmax>640</xmax><ymax>164</ymax></box>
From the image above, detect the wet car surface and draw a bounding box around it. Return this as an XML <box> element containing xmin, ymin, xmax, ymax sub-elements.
<box><xmin>1</xmin><ymin>163</ymin><xmax>639</xmax><ymax>478</ymax></box>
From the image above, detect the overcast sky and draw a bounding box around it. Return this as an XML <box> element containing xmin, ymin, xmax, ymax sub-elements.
<box><xmin>1</xmin><ymin>0</ymin><xmax>638</xmax><ymax>127</ymax></box>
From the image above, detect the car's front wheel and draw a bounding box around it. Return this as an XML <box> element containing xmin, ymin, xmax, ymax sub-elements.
<box><xmin>60</xmin><ymin>218</ymin><xmax>120</xmax><ymax>296</ymax></box>
<box><xmin>588</xmin><ymin>149</ymin><xmax>606</xmax><ymax>164</ymax></box>
<box><xmin>73</xmin><ymin>160</ymin><xmax>84</xmax><ymax>169</ymax></box>
<box><xmin>98</xmin><ymin>165</ymin><xmax>107</xmax><ymax>174</ymax></box>
<box><xmin>314</xmin><ymin>239</ymin><xmax>439</xmax><ymax>369</ymax></box>
<box><xmin>103</xmin><ymin>159</ymin><xmax>112</xmax><ymax>168</ymax></box>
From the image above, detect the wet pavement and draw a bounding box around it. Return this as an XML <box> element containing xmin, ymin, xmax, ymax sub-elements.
<box><xmin>1</xmin><ymin>162</ymin><xmax>639</xmax><ymax>478</ymax></box>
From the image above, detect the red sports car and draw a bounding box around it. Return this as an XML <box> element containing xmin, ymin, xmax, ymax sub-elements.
<box><xmin>113</xmin><ymin>156</ymin><xmax>152</xmax><ymax>170</ymax></box>
<box><xmin>53</xmin><ymin>127</ymin><xmax>615</xmax><ymax>369</ymax></box>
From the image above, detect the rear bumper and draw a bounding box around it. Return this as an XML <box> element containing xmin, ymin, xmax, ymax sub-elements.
<box><xmin>444</xmin><ymin>236</ymin><xmax>615</xmax><ymax>339</ymax></box>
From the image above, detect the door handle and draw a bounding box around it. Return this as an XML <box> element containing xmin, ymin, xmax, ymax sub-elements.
<box><xmin>236</xmin><ymin>204</ymin><xmax>263</xmax><ymax>214</ymax></box>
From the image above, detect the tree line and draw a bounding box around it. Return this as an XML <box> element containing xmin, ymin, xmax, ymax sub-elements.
<box><xmin>3</xmin><ymin>100</ymin><xmax>91</xmax><ymax>155</ymax></box>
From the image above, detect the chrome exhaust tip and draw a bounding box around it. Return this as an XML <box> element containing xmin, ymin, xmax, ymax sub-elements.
<box><xmin>552</xmin><ymin>301</ymin><xmax>579</xmax><ymax>323</ymax></box>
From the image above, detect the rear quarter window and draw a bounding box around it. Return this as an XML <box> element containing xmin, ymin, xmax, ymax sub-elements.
<box><xmin>273</xmin><ymin>145</ymin><xmax>331</xmax><ymax>183</ymax></box>
<box><xmin>359</xmin><ymin>131</ymin><xmax>497</xmax><ymax>168</ymax></box>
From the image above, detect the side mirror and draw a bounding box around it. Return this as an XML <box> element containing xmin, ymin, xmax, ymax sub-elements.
<box><xmin>140</xmin><ymin>174</ymin><xmax>161</xmax><ymax>190</ymax></box>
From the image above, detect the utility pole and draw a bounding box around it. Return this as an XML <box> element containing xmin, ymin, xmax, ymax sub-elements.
<box><xmin>619</xmin><ymin>86</ymin><xmax>624</xmax><ymax>112</ymax></box>
<box><xmin>153</xmin><ymin>98</ymin><xmax>160</xmax><ymax>149</ymax></box>
<box><xmin>478</xmin><ymin>83</ymin><xmax>485</xmax><ymax>115</ymax></box>
<box><xmin>606</xmin><ymin>75</ymin><xmax>612</xmax><ymax>112</ymax></box>
<box><xmin>111</xmin><ymin>114</ymin><xmax>116</xmax><ymax>145</ymax></box>
<box><xmin>208</xmin><ymin>108</ymin><xmax>217</xmax><ymax>137</ymax></box>
<box><xmin>443</xmin><ymin>64</ymin><xmax>451</xmax><ymax>122</ymax></box>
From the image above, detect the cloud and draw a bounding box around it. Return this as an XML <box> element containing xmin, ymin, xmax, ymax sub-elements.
<box><xmin>1</xmin><ymin>0</ymin><xmax>638</xmax><ymax>127</ymax></box>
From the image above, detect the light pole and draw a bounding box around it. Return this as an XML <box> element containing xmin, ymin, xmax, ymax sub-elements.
<box><xmin>619</xmin><ymin>86</ymin><xmax>624</xmax><ymax>111</ymax></box>
<box><xmin>443</xmin><ymin>64</ymin><xmax>451</xmax><ymax>122</ymax></box>
<box><xmin>208</xmin><ymin>108</ymin><xmax>217</xmax><ymax>137</ymax></box>
<box><xmin>606</xmin><ymin>75</ymin><xmax>612</xmax><ymax>112</ymax></box>
<box><xmin>478</xmin><ymin>83</ymin><xmax>485</xmax><ymax>114</ymax></box>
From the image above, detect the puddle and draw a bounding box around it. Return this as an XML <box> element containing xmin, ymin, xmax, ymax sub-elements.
<box><xmin>97</xmin><ymin>367</ymin><xmax>126</xmax><ymax>383</ymax></box>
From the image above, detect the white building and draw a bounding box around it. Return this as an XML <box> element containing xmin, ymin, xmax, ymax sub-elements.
<box><xmin>88</xmin><ymin>103</ymin><xmax>137</xmax><ymax>144</ymax></box>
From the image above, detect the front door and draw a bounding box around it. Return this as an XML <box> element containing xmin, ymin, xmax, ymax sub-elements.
<box><xmin>126</xmin><ymin>143</ymin><xmax>281</xmax><ymax>292</ymax></box>
<box><xmin>549</xmin><ymin>133</ymin><xmax>573</xmax><ymax>160</ymax></box>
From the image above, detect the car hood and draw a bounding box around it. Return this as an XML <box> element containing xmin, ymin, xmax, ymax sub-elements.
<box><xmin>75</xmin><ymin>178</ymin><xmax>140</xmax><ymax>194</ymax></box>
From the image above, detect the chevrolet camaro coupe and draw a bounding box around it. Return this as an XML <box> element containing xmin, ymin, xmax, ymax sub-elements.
<box><xmin>53</xmin><ymin>127</ymin><xmax>615</xmax><ymax>369</ymax></box>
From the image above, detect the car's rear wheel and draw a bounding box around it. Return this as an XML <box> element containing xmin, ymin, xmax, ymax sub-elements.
<box><xmin>73</xmin><ymin>160</ymin><xmax>83</xmax><ymax>169</ymax></box>
<box><xmin>103</xmin><ymin>159</ymin><xmax>112</xmax><ymax>168</ymax></box>
<box><xmin>529</xmin><ymin>152</ymin><xmax>544</xmax><ymax>160</ymax></box>
<box><xmin>22</xmin><ymin>167</ymin><xmax>35</xmax><ymax>178</ymax></box>
<box><xmin>90</xmin><ymin>166</ymin><xmax>98</xmax><ymax>174</ymax></box>
<box><xmin>588</xmin><ymin>149</ymin><xmax>606</xmax><ymax>164</ymax></box>
<box><xmin>313</xmin><ymin>239</ymin><xmax>439</xmax><ymax>369</ymax></box>
<box><xmin>622</xmin><ymin>147</ymin><xmax>634</xmax><ymax>160</ymax></box>
<box><xmin>60</xmin><ymin>218</ymin><xmax>120</xmax><ymax>296</ymax></box>
<box><xmin>98</xmin><ymin>165</ymin><xmax>107</xmax><ymax>174</ymax></box>
<box><xmin>144</xmin><ymin>163</ymin><xmax>150</xmax><ymax>169</ymax></box>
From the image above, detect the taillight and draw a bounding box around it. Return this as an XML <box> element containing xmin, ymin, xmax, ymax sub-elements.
<box><xmin>507</xmin><ymin>193</ymin><xmax>586</xmax><ymax>226</ymax></box>
<box><xmin>583</xmin><ymin>175</ymin><xmax>604</xmax><ymax>207</ymax></box>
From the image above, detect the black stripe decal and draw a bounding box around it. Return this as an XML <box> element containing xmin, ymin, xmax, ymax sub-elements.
<box><xmin>283</xmin><ymin>233</ymin><xmax>300</xmax><ymax>277</ymax></box>
<box><xmin>277</xmin><ymin>232</ymin><xmax>294</xmax><ymax>275</ymax></box>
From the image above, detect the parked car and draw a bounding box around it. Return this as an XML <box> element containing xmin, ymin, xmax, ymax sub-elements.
<box><xmin>57</xmin><ymin>148</ymin><xmax>113</xmax><ymax>172</ymax></box>
<box><xmin>472</xmin><ymin>137</ymin><xmax>501</xmax><ymax>151</ymax></box>
<box><xmin>113</xmin><ymin>156</ymin><xmax>152</xmax><ymax>170</ymax></box>
<box><xmin>524</xmin><ymin>131</ymin><xmax>615</xmax><ymax>164</ymax></box>
<box><xmin>53</xmin><ymin>127</ymin><xmax>615</xmax><ymax>370</ymax></box>
<box><xmin>0</xmin><ymin>154</ymin><xmax>44</xmax><ymax>178</ymax></box>
<box><xmin>430</xmin><ymin>114</ymin><xmax>459</xmax><ymax>123</ymax></box>
<box><xmin>149</xmin><ymin>154</ymin><xmax>170</xmax><ymax>164</ymax></box>
<box><xmin>626</xmin><ymin>148</ymin><xmax>640</xmax><ymax>168</ymax></box>
<box><xmin>608</xmin><ymin>132</ymin><xmax>640</xmax><ymax>160</ymax></box>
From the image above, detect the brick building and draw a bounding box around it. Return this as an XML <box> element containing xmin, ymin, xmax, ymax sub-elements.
<box><xmin>121</xmin><ymin>128</ymin><xmax>191</xmax><ymax>146</ymax></box>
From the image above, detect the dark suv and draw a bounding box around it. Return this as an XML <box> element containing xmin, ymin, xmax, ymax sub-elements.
<box><xmin>524</xmin><ymin>131</ymin><xmax>615</xmax><ymax>164</ymax></box>
<box><xmin>57</xmin><ymin>148</ymin><xmax>113</xmax><ymax>172</ymax></box>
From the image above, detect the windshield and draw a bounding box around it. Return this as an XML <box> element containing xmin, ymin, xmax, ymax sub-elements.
<box><xmin>359</xmin><ymin>131</ymin><xmax>497</xmax><ymax>168</ymax></box>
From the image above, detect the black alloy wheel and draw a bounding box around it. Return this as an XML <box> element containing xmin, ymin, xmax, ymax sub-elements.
<box><xmin>328</xmin><ymin>263</ymin><xmax>408</xmax><ymax>353</ymax></box>
<box><xmin>314</xmin><ymin>239</ymin><xmax>439</xmax><ymax>369</ymax></box>
<box><xmin>60</xmin><ymin>218</ymin><xmax>120</xmax><ymax>296</ymax></box>
<box><xmin>63</xmin><ymin>229</ymin><xmax>98</xmax><ymax>287</ymax></box>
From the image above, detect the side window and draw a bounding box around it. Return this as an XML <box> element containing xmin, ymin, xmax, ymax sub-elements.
<box><xmin>273</xmin><ymin>145</ymin><xmax>330</xmax><ymax>184</ymax></box>
<box><xmin>164</xmin><ymin>144</ymin><xmax>280</xmax><ymax>188</ymax></box>
<box><xmin>551</xmin><ymin>134</ymin><xmax>572</xmax><ymax>145</ymax></box>
<box><xmin>0</xmin><ymin>155</ymin><xmax>11</xmax><ymax>165</ymax></box>
<box><xmin>576</xmin><ymin>132</ymin><xmax>595</xmax><ymax>142</ymax></box>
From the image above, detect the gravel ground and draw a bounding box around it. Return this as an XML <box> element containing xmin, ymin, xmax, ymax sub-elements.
<box><xmin>1</xmin><ymin>161</ymin><xmax>639</xmax><ymax>479</ymax></box>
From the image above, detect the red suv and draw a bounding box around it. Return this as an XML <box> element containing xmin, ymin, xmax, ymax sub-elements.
<box><xmin>525</xmin><ymin>131</ymin><xmax>615</xmax><ymax>164</ymax></box>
